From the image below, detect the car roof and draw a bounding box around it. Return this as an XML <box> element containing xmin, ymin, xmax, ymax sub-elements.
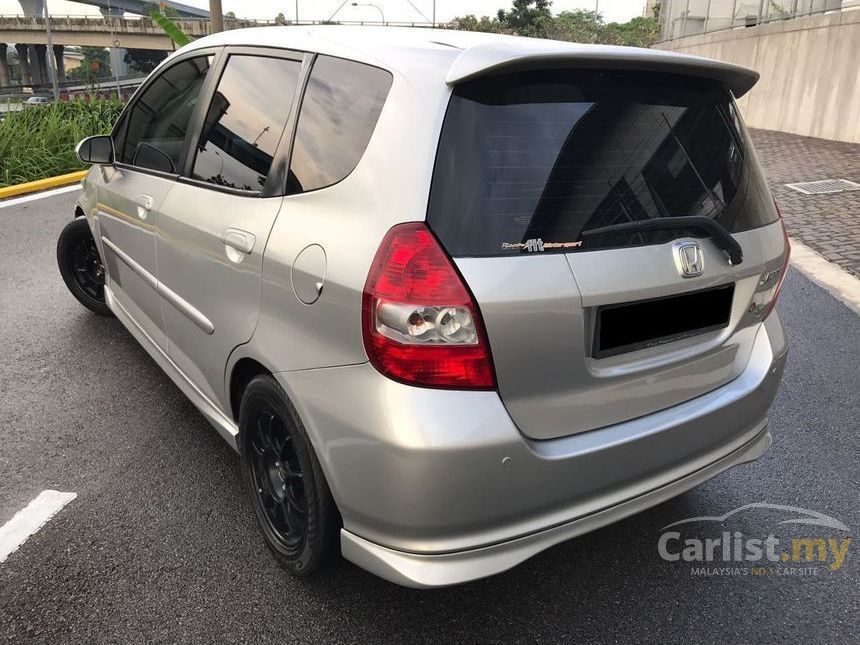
<box><xmin>186</xmin><ymin>26</ymin><xmax>759</xmax><ymax>97</ymax></box>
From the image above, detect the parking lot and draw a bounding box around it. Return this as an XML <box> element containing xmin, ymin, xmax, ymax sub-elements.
<box><xmin>0</xmin><ymin>186</ymin><xmax>857</xmax><ymax>643</ymax></box>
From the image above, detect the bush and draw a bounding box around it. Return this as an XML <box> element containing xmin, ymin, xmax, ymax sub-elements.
<box><xmin>0</xmin><ymin>98</ymin><xmax>123</xmax><ymax>188</ymax></box>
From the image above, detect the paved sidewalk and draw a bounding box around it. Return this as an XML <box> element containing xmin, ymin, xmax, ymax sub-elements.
<box><xmin>749</xmin><ymin>129</ymin><xmax>860</xmax><ymax>276</ymax></box>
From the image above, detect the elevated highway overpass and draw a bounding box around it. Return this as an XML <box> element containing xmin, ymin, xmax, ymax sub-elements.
<box><xmin>0</xmin><ymin>14</ymin><xmax>253</xmax><ymax>50</ymax></box>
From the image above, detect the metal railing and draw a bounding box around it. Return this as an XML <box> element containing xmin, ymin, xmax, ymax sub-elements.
<box><xmin>0</xmin><ymin>14</ymin><xmax>443</xmax><ymax>30</ymax></box>
<box><xmin>658</xmin><ymin>0</ymin><xmax>858</xmax><ymax>41</ymax></box>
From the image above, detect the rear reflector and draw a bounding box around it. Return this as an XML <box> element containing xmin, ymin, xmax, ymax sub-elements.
<box><xmin>757</xmin><ymin>200</ymin><xmax>791</xmax><ymax>319</ymax></box>
<box><xmin>362</xmin><ymin>223</ymin><xmax>496</xmax><ymax>389</ymax></box>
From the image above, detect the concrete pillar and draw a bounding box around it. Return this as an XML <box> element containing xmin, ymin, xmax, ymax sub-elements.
<box><xmin>15</xmin><ymin>44</ymin><xmax>31</xmax><ymax>85</ymax></box>
<box><xmin>0</xmin><ymin>44</ymin><xmax>10</xmax><ymax>88</ymax></box>
<box><xmin>17</xmin><ymin>0</ymin><xmax>44</xmax><ymax>15</ymax></box>
<box><xmin>53</xmin><ymin>45</ymin><xmax>65</xmax><ymax>83</ymax></box>
<box><xmin>210</xmin><ymin>0</ymin><xmax>224</xmax><ymax>33</ymax></box>
<box><xmin>30</xmin><ymin>44</ymin><xmax>48</xmax><ymax>87</ymax></box>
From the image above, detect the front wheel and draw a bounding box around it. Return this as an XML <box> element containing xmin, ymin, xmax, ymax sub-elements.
<box><xmin>239</xmin><ymin>374</ymin><xmax>340</xmax><ymax>576</ymax></box>
<box><xmin>56</xmin><ymin>217</ymin><xmax>111</xmax><ymax>316</ymax></box>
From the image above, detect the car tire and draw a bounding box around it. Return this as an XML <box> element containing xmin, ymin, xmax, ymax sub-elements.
<box><xmin>56</xmin><ymin>217</ymin><xmax>112</xmax><ymax>317</ymax></box>
<box><xmin>239</xmin><ymin>374</ymin><xmax>340</xmax><ymax>576</ymax></box>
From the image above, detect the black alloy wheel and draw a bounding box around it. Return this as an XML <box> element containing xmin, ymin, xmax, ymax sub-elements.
<box><xmin>56</xmin><ymin>217</ymin><xmax>112</xmax><ymax>316</ymax></box>
<box><xmin>248</xmin><ymin>406</ymin><xmax>308</xmax><ymax>554</ymax></box>
<box><xmin>239</xmin><ymin>375</ymin><xmax>340</xmax><ymax>575</ymax></box>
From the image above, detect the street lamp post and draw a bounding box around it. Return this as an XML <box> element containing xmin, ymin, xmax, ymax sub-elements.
<box><xmin>351</xmin><ymin>2</ymin><xmax>385</xmax><ymax>24</ymax></box>
<box><xmin>42</xmin><ymin>2</ymin><xmax>60</xmax><ymax>101</ymax></box>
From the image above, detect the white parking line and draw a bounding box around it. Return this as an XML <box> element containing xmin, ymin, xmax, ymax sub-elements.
<box><xmin>0</xmin><ymin>184</ymin><xmax>82</xmax><ymax>210</ymax></box>
<box><xmin>0</xmin><ymin>490</ymin><xmax>77</xmax><ymax>563</ymax></box>
<box><xmin>789</xmin><ymin>238</ymin><xmax>860</xmax><ymax>315</ymax></box>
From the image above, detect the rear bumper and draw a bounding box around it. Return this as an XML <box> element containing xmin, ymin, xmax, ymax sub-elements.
<box><xmin>342</xmin><ymin>425</ymin><xmax>772</xmax><ymax>588</ymax></box>
<box><xmin>276</xmin><ymin>312</ymin><xmax>787</xmax><ymax>587</ymax></box>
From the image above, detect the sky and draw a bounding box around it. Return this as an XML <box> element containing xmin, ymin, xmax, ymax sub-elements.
<box><xmin>0</xmin><ymin>0</ymin><xmax>647</xmax><ymax>25</ymax></box>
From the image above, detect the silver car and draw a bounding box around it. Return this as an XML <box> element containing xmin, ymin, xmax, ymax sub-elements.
<box><xmin>57</xmin><ymin>27</ymin><xmax>789</xmax><ymax>587</ymax></box>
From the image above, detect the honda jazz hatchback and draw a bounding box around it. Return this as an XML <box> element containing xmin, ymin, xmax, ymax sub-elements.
<box><xmin>57</xmin><ymin>27</ymin><xmax>789</xmax><ymax>587</ymax></box>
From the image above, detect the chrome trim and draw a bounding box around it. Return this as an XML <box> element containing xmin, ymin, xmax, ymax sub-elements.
<box><xmin>341</xmin><ymin>425</ymin><xmax>772</xmax><ymax>589</ymax></box>
<box><xmin>101</xmin><ymin>235</ymin><xmax>215</xmax><ymax>335</ymax></box>
<box><xmin>104</xmin><ymin>285</ymin><xmax>238</xmax><ymax>450</ymax></box>
<box><xmin>673</xmin><ymin>240</ymin><xmax>705</xmax><ymax>278</ymax></box>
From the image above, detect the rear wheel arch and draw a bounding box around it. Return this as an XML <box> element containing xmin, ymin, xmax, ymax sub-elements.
<box><xmin>229</xmin><ymin>357</ymin><xmax>270</xmax><ymax>422</ymax></box>
<box><xmin>228</xmin><ymin>355</ymin><xmax>344</xmax><ymax>516</ymax></box>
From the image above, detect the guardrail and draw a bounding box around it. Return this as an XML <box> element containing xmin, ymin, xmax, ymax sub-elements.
<box><xmin>0</xmin><ymin>14</ymin><xmax>443</xmax><ymax>30</ymax></box>
<box><xmin>0</xmin><ymin>73</ymin><xmax>148</xmax><ymax>96</ymax></box>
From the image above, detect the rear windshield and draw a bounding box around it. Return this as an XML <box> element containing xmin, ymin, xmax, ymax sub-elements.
<box><xmin>427</xmin><ymin>70</ymin><xmax>777</xmax><ymax>257</ymax></box>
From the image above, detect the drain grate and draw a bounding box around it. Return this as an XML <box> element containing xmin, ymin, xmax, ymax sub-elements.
<box><xmin>784</xmin><ymin>179</ymin><xmax>860</xmax><ymax>195</ymax></box>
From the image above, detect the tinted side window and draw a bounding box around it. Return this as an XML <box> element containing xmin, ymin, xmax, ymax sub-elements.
<box><xmin>192</xmin><ymin>55</ymin><xmax>301</xmax><ymax>192</ymax></box>
<box><xmin>119</xmin><ymin>56</ymin><xmax>212</xmax><ymax>173</ymax></box>
<box><xmin>288</xmin><ymin>56</ymin><xmax>392</xmax><ymax>194</ymax></box>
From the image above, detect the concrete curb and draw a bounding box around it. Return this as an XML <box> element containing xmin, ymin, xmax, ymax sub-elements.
<box><xmin>0</xmin><ymin>171</ymin><xmax>87</xmax><ymax>200</ymax></box>
<box><xmin>789</xmin><ymin>238</ymin><xmax>860</xmax><ymax>315</ymax></box>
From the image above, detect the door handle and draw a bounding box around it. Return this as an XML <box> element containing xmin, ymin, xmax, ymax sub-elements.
<box><xmin>222</xmin><ymin>228</ymin><xmax>256</xmax><ymax>255</ymax></box>
<box><xmin>136</xmin><ymin>194</ymin><xmax>154</xmax><ymax>220</ymax></box>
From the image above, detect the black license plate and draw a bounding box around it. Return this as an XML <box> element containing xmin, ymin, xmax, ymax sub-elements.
<box><xmin>594</xmin><ymin>284</ymin><xmax>735</xmax><ymax>358</ymax></box>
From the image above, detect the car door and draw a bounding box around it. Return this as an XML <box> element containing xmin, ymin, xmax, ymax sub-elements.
<box><xmin>155</xmin><ymin>48</ymin><xmax>307</xmax><ymax>406</ymax></box>
<box><xmin>97</xmin><ymin>52</ymin><xmax>217</xmax><ymax>349</ymax></box>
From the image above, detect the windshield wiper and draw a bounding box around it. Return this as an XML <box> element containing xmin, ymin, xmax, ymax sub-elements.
<box><xmin>580</xmin><ymin>215</ymin><xmax>743</xmax><ymax>266</ymax></box>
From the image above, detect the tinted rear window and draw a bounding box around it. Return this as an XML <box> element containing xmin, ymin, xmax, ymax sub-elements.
<box><xmin>427</xmin><ymin>71</ymin><xmax>777</xmax><ymax>257</ymax></box>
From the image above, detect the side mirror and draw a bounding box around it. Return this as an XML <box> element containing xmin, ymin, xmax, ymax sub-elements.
<box><xmin>75</xmin><ymin>135</ymin><xmax>115</xmax><ymax>165</ymax></box>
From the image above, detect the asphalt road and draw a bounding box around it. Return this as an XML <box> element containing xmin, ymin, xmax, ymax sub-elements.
<box><xmin>1</xmin><ymin>190</ymin><xmax>858</xmax><ymax>644</ymax></box>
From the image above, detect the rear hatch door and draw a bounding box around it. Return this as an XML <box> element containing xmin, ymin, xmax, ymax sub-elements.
<box><xmin>428</xmin><ymin>69</ymin><xmax>788</xmax><ymax>440</ymax></box>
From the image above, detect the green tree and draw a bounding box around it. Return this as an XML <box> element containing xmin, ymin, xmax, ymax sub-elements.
<box><xmin>451</xmin><ymin>1</ymin><xmax>661</xmax><ymax>48</ymax></box>
<box><xmin>124</xmin><ymin>49</ymin><xmax>168</xmax><ymax>74</ymax></box>
<box><xmin>545</xmin><ymin>10</ymin><xmax>606</xmax><ymax>42</ymax></box>
<box><xmin>497</xmin><ymin>0</ymin><xmax>553</xmax><ymax>36</ymax></box>
<box><xmin>449</xmin><ymin>14</ymin><xmax>512</xmax><ymax>34</ymax></box>
<box><xmin>606</xmin><ymin>16</ymin><xmax>661</xmax><ymax>48</ymax></box>
<box><xmin>67</xmin><ymin>47</ymin><xmax>112</xmax><ymax>82</ymax></box>
<box><xmin>275</xmin><ymin>12</ymin><xmax>288</xmax><ymax>25</ymax></box>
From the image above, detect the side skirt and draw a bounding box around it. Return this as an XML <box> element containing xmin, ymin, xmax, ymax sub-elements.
<box><xmin>105</xmin><ymin>285</ymin><xmax>240</xmax><ymax>452</ymax></box>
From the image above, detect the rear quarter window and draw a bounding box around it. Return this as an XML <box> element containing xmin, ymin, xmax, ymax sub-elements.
<box><xmin>427</xmin><ymin>70</ymin><xmax>777</xmax><ymax>257</ymax></box>
<box><xmin>287</xmin><ymin>56</ymin><xmax>392</xmax><ymax>194</ymax></box>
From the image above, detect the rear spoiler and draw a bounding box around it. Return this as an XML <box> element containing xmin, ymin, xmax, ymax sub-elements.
<box><xmin>444</xmin><ymin>42</ymin><xmax>760</xmax><ymax>98</ymax></box>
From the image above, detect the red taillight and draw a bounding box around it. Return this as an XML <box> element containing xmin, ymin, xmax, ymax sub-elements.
<box><xmin>362</xmin><ymin>222</ymin><xmax>496</xmax><ymax>389</ymax></box>
<box><xmin>758</xmin><ymin>200</ymin><xmax>791</xmax><ymax>319</ymax></box>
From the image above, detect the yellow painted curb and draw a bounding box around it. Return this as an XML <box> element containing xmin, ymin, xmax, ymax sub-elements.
<box><xmin>0</xmin><ymin>170</ymin><xmax>87</xmax><ymax>200</ymax></box>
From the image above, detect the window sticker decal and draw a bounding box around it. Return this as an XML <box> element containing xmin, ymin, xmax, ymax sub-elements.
<box><xmin>501</xmin><ymin>238</ymin><xmax>583</xmax><ymax>253</ymax></box>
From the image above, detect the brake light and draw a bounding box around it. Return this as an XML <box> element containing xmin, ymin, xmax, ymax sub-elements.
<box><xmin>756</xmin><ymin>200</ymin><xmax>791</xmax><ymax>319</ymax></box>
<box><xmin>362</xmin><ymin>222</ymin><xmax>496</xmax><ymax>389</ymax></box>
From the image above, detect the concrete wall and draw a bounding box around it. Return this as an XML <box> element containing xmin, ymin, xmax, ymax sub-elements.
<box><xmin>656</xmin><ymin>10</ymin><xmax>860</xmax><ymax>143</ymax></box>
